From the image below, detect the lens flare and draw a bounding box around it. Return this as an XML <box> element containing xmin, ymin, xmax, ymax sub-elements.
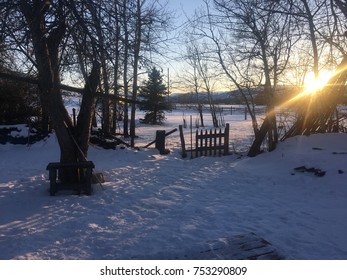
<box><xmin>304</xmin><ymin>71</ymin><xmax>334</xmax><ymax>95</ymax></box>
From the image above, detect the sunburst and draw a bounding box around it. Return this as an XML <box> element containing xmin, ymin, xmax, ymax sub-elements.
<box><xmin>303</xmin><ymin>71</ymin><xmax>334</xmax><ymax>95</ymax></box>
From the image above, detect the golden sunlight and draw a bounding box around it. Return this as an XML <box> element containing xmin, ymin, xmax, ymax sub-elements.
<box><xmin>303</xmin><ymin>71</ymin><xmax>334</xmax><ymax>94</ymax></box>
<box><xmin>279</xmin><ymin>70</ymin><xmax>336</xmax><ymax>110</ymax></box>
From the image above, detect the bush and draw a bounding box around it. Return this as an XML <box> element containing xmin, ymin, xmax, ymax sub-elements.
<box><xmin>0</xmin><ymin>79</ymin><xmax>41</xmax><ymax>125</ymax></box>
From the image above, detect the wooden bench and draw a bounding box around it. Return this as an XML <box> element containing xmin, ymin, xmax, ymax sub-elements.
<box><xmin>46</xmin><ymin>161</ymin><xmax>95</xmax><ymax>196</ymax></box>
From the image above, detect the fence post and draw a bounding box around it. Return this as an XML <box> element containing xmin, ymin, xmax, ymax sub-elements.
<box><xmin>190</xmin><ymin>115</ymin><xmax>193</xmax><ymax>159</ymax></box>
<box><xmin>155</xmin><ymin>130</ymin><xmax>166</xmax><ymax>154</ymax></box>
<box><xmin>195</xmin><ymin>129</ymin><xmax>199</xmax><ymax>158</ymax></box>
<box><xmin>224</xmin><ymin>123</ymin><xmax>230</xmax><ymax>155</ymax></box>
<box><xmin>178</xmin><ymin>125</ymin><xmax>187</xmax><ymax>158</ymax></box>
<box><xmin>72</xmin><ymin>108</ymin><xmax>77</xmax><ymax>127</ymax></box>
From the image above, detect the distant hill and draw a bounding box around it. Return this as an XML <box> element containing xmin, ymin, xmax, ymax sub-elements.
<box><xmin>169</xmin><ymin>89</ymin><xmax>260</xmax><ymax>104</ymax></box>
<box><xmin>169</xmin><ymin>85</ymin><xmax>339</xmax><ymax>106</ymax></box>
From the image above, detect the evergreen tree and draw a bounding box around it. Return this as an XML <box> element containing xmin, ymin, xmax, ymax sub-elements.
<box><xmin>139</xmin><ymin>67</ymin><xmax>171</xmax><ymax>124</ymax></box>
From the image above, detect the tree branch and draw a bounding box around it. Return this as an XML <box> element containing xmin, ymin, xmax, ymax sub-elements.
<box><xmin>0</xmin><ymin>71</ymin><xmax>141</xmax><ymax>104</ymax></box>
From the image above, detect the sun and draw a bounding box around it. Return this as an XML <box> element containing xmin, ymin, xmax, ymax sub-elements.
<box><xmin>303</xmin><ymin>71</ymin><xmax>334</xmax><ymax>94</ymax></box>
<box><xmin>280</xmin><ymin>70</ymin><xmax>336</xmax><ymax>109</ymax></box>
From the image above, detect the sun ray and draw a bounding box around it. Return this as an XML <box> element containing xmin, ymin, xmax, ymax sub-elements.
<box><xmin>276</xmin><ymin>60</ymin><xmax>347</xmax><ymax>139</ymax></box>
<box><xmin>303</xmin><ymin>71</ymin><xmax>334</xmax><ymax>94</ymax></box>
<box><xmin>279</xmin><ymin>65</ymin><xmax>347</xmax><ymax>111</ymax></box>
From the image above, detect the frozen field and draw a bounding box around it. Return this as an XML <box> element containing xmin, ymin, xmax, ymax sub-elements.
<box><xmin>110</xmin><ymin>104</ymin><xmax>267</xmax><ymax>154</ymax></box>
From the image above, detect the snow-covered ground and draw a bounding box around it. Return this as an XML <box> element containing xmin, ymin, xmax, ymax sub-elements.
<box><xmin>0</xmin><ymin>108</ymin><xmax>347</xmax><ymax>260</ymax></box>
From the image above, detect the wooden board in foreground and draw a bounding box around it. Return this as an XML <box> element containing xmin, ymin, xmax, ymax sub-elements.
<box><xmin>133</xmin><ymin>232</ymin><xmax>284</xmax><ymax>260</ymax></box>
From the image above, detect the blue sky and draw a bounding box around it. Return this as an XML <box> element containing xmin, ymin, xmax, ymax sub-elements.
<box><xmin>155</xmin><ymin>0</ymin><xmax>207</xmax><ymax>92</ymax></box>
<box><xmin>164</xmin><ymin>0</ymin><xmax>204</xmax><ymax>24</ymax></box>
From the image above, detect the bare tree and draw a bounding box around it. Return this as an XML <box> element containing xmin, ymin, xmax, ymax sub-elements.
<box><xmin>129</xmin><ymin>0</ymin><xmax>142</xmax><ymax>147</ymax></box>
<box><xmin>193</xmin><ymin>43</ymin><xmax>220</xmax><ymax>127</ymax></box>
<box><xmin>186</xmin><ymin>0</ymin><xmax>295</xmax><ymax>154</ymax></box>
<box><xmin>234</xmin><ymin>0</ymin><xmax>294</xmax><ymax>155</ymax></box>
<box><xmin>335</xmin><ymin>0</ymin><xmax>347</xmax><ymax>19</ymax></box>
<box><xmin>283</xmin><ymin>0</ymin><xmax>347</xmax><ymax>136</ymax></box>
<box><xmin>182</xmin><ymin>41</ymin><xmax>205</xmax><ymax>127</ymax></box>
<box><xmin>112</xmin><ymin>0</ymin><xmax>122</xmax><ymax>134</ymax></box>
<box><xmin>128</xmin><ymin>0</ymin><xmax>172</xmax><ymax>147</ymax></box>
<box><xmin>86</xmin><ymin>0</ymin><xmax>113</xmax><ymax>134</ymax></box>
<box><xmin>121</xmin><ymin>0</ymin><xmax>130</xmax><ymax>137</ymax></box>
<box><xmin>285</xmin><ymin>0</ymin><xmax>340</xmax><ymax>80</ymax></box>
<box><xmin>65</xmin><ymin>0</ymin><xmax>104</xmax><ymax>157</ymax></box>
<box><xmin>277</xmin><ymin>0</ymin><xmax>347</xmax><ymax>138</ymax></box>
<box><xmin>187</xmin><ymin>1</ymin><xmax>261</xmax><ymax>135</ymax></box>
<box><xmin>0</xmin><ymin>1</ymin><xmax>101</xmax><ymax>183</ymax></box>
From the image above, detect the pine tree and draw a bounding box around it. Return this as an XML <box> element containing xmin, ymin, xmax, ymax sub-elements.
<box><xmin>139</xmin><ymin>67</ymin><xmax>171</xmax><ymax>124</ymax></box>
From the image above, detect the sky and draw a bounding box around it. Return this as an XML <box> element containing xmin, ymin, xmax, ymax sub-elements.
<box><xmin>157</xmin><ymin>0</ymin><xmax>339</xmax><ymax>95</ymax></box>
<box><xmin>164</xmin><ymin>0</ymin><xmax>203</xmax><ymax>22</ymax></box>
<box><xmin>155</xmin><ymin>0</ymin><xmax>236</xmax><ymax>94</ymax></box>
<box><xmin>157</xmin><ymin>0</ymin><xmax>206</xmax><ymax>91</ymax></box>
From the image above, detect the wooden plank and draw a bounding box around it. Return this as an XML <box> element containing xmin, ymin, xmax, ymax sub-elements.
<box><xmin>132</xmin><ymin>233</ymin><xmax>284</xmax><ymax>260</ymax></box>
<box><xmin>209</xmin><ymin>129</ymin><xmax>212</xmax><ymax>156</ymax></box>
<box><xmin>46</xmin><ymin>161</ymin><xmax>95</xmax><ymax>170</ymax></box>
<box><xmin>201</xmin><ymin>131</ymin><xmax>204</xmax><ymax>156</ymax></box>
<box><xmin>212</xmin><ymin>129</ymin><xmax>215</xmax><ymax>156</ymax></box>
<box><xmin>218</xmin><ymin>129</ymin><xmax>222</xmax><ymax>156</ymax></box>
<box><xmin>204</xmin><ymin>130</ymin><xmax>208</xmax><ymax>156</ymax></box>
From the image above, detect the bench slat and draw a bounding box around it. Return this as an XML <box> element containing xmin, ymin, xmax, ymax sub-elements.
<box><xmin>46</xmin><ymin>161</ymin><xmax>95</xmax><ymax>170</ymax></box>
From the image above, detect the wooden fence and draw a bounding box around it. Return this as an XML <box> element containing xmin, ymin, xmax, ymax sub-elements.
<box><xmin>179</xmin><ymin>123</ymin><xmax>230</xmax><ymax>158</ymax></box>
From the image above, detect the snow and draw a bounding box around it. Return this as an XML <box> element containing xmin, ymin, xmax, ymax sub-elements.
<box><xmin>0</xmin><ymin>109</ymin><xmax>347</xmax><ymax>260</ymax></box>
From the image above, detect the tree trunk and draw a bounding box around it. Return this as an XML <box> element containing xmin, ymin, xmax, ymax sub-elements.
<box><xmin>20</xmin><ymin>1</ymin><xmax>99</xmax><ymax>183</ymax></box>
<box><xmin>112</xmin><ymin>0</ymin><xmax>121</xmax><ymax>134</ymax></box>
<box><xmin>247</xmin><ymin>115</ymin><xmax>271</xmax><ymax>157</ymax></box>
<box><xmin>198</xmin><ymin>103</ymin><xmax>204</xmax><ymax>127</ymax></box>
<box><xmin>122</xmin><ymin>0</ymin><xmax>129</xmax><ymax>137</ymax></box>
<box><xmin>301</xmin><ymin>0</ymin><xmax>319</xmax><ymax>79</ymax></box>
<box><xmin>130</xmin><ymin>0</ymin><xmax>142</xmax><ymax>147</ymax></box>
<box><xmin>76</xmin><ymin>62</ymin><xmax>100</xmax><ymax>158</ymax></box>
<box><xmin>101</xmin><ymin>58</ymin><xmax>111</xmax><ymax>134</ymax></box>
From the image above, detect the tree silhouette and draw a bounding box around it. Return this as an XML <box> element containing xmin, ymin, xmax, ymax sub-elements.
<box><xmin>139</xmin><ymin>68</ymin><xmax>170</xmax><ymax>125</ymax></box>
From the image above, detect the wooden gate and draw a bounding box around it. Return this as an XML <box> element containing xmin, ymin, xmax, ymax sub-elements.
<box><xmin>179</xmin><ymin>124</ymin><xmax>230</xmax><ymax>158</ymax></box>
